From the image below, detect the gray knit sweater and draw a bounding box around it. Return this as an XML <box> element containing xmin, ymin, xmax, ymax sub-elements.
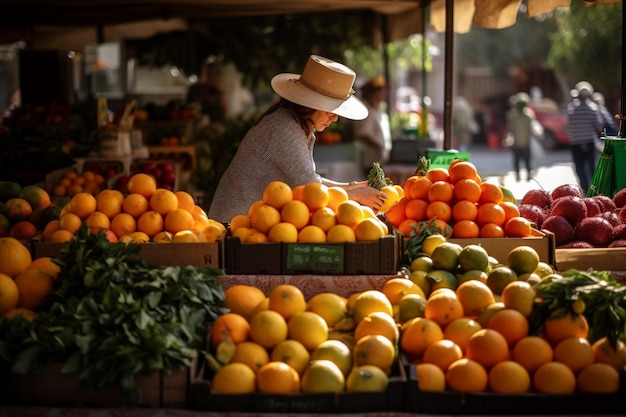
<box><xmin>208</xmin><ymin>107</ymin><xmax>321</xmax><ymax>222</ymax></box>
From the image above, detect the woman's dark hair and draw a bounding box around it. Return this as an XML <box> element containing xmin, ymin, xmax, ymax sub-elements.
<box><xmin>257</xmin><ymin>98</ymin><xmax>315</xmax><ymax>136</ymax></box>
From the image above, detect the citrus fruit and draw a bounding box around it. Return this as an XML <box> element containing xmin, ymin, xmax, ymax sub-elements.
<box><xmin>512</xmin><ymin>336</ymin><xmax>553</xmax><ymax>373</ymax></box>
<box><xmin>446</xmin><ymin>358</ymin><xmax>488</xmax><ymax>392</ymax></box>
<box><xmin>211</xmin><ymin>363</ymin><xmax>256</xmax><ymax>394</ymax></box>
<box><xmin>306</xmin><ymin>292</ymin><xmax>348</xmax><ymax>328</ymax></box>
<box><xmin>533</xmin><ymin>362</ymin><xmax>576</xmax><ymax>394</ymax></box>
<box><xmin>352</xmin><ymin>334</ymin><xmax>396</xmax><ymax>375</ymax></box>
<box><xmin>249</xmin><ymin>309</ymin><xmax>288</xmax><ymax>349</ymax></box>
<box><xmin>268</xmin><ymin>284</ymin><xmax>306</xmax><ymax>320</ymax></box>
<box><xmin>300</xmin><ymin>359</ymin><xmax>345</xmax><ymax>393</ymax></box>
<box><xmin>263</xmin><ymin>180</ymin><xmax>293</xmax><ymax>210</ymax></box>
<box><xmin>222</xmin><ymin>285</ymin><xmax>267</xmax><ymax>321</ymax></box>
<box><xmin>270</xmin><ymin>339</ymin><xmax>311</xmax><ymax>376</ymax></box>
<box><xmin>0</xmin><ymin>237</ymin><xmax>32</xmax><ymax>278</ymax></box>
<box><xmin>351</xmin><ymin>290</ymin><xmax>394</xmax><ymax>323</ymax></box>
<box><xmin>256</xmin><ymin>361</ymin><xmax>300</xmax><ymax>393</ymax></box>
<box><xmin>346</xmin><ymin>365</ymin><xmax>389</xmax><ymax>392</ymax></box>
<box><xmin>415</xmin><ymin>363</ymin><xmax>446</xmax><ymax>391</ymax></box>
<box><xmin>311</xmin><ymin>339</ymin><xmax>353</xmax><ymax>376</ymax></box>
<box><xmin>488</xmin><ymin>360</ymin><xmax>531</xmax><ymax>393</ymax></box>
<box><xmin>230</xmin><ymin>341</ymin><xmax>270</xmax><ymax>373</ymax></box>
<box><xmin>287</xmin><ymin>311</ymin><xmax>329</xmax><ymax>350</ymax></box>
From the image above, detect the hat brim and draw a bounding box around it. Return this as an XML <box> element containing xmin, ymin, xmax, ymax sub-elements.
<box><xmin>271</xmin><ymin>73</ymin><xmax>368</xmax><ymax>120</ymax></box>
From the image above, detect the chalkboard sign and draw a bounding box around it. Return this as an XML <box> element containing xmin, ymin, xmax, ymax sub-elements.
<box><xmin>285</xmin><ymin>244</ymin><xmax>344</xmax><ymax>274</ymax></box>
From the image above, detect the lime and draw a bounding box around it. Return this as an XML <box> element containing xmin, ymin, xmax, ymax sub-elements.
<box><xmin>457</xmin><ymin>269</ymin><xmax>489</xmax><ymax>285</ymax></box>
<box><xmin>430</xmin><ymin>242</ymin><xmax>462</xmax><ymax>272</ymax></box>
<box><xmin>486</xmin><ymin>266</ymin><xmax>517</xmax><ymax>296</ymax></box>
<box><xmin>457</xmin><ymin>244</ymin><xmax>490</xmax><ymax>272</ymax></box>
<box><xmin>398</xmin><ymin>293</ymin><xmax>428</xmax><ymax>323</ymax></box>
<box><xmin>410</xmin><ymin>256</ymin><xmax>433</xmax><ymax>272</ymax></box>
<box><xmin>409</xmin><ymin>270</ymin><xmax>431</xmax><ymax>297</ymax></box>
<box><xmin>427</xmin><ymin>269</ymin><xmax>458</xmax><ymax>292</ymax></box>
<box><xmin>507</xmin><ymin>246</ymin><xmax>540</xmax><ymax>275</ymax></box>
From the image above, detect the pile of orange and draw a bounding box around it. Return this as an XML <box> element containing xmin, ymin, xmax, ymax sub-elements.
<box><xmin>384</xmin><ymin>160</ymin><xmax>533</xmax><ymax>238</ymax></box>
<box><xmin>229</xmin><ymin>181</ymin><xmax>389</xmax><ymax>243</ymax></box>
<box><xmin>42</xmin><ymin>173</ymin><xmax>225</xmax><ymax>244</ymax></box>
<box><xmin>51</xmin><ymin>169</ymin><xmax>108</xmax><ymax>197</ymax></box>
<box><xmin>400</xmin><ymin>267</ymin><xmax>625</xmax><ymax>394</ymax></box>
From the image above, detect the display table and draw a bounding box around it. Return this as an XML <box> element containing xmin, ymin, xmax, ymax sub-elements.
<box><xmin>220</xmin><ymin>274</ymin><xmax>403</xmax><ymax>299</ymax></box>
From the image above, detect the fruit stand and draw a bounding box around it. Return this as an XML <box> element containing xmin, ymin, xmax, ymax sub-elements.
<box><xmin>1</xmin><ymin>157</ymin><xmax>625</xmax><ymax>417</ymax></box>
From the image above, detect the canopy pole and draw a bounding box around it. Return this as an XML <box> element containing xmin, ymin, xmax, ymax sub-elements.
<box><xmin>442</xmin><ymin>0</ymin><xmax>454</xmax><ymax>150</ymax></box>
<box><xmin>618</xmin><ymin>4</ymin><xmax>625</xmax><ymax>138</ymax></box>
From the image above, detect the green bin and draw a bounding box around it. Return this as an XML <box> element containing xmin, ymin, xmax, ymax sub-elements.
<box><xmin>588</xmin><ymin>137</ymin><xmax>626</xmax><ymax>198</ymax></box>
<box><xmin>425</xmin><ymin>150</ymin><xmax>471</xmax><ymax>169</ymax></box>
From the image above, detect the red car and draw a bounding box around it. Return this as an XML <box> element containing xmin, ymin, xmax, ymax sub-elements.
<box><xmin>528</xmin><ymin>98</ymin><xmax>570</xmax><ymax>150</ymax></box>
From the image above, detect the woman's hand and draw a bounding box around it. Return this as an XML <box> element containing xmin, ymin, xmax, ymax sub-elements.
<box><xmin>346</xmin><ymin>185</ymin><xmax>387</xmax><ymax>212</ymax></box>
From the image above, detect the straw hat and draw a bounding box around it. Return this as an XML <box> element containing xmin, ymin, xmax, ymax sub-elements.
<box><xmin>271</xmin><ymin>55</ymin><xmax>368</xmax><ymax>120</ymax></box>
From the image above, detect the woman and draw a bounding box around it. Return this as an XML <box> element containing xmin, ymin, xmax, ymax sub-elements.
<box><xmin>209</xmin><ymin>55</ymin><xmax>386</xmax><ymax>223</ymax></box>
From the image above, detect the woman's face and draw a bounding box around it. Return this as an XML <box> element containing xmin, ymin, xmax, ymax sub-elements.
<box><xmin>310</xmin><ymin>110</ymin><xmax>338</xmax><ymax>132</ymax></box>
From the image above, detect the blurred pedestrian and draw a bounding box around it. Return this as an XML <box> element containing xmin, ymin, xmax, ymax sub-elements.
<box><xmin>566</xmin><ymin>81</ymin><xmax>603</xmax><ymax>195</ymax></box>
<box><xmin>505</xmin><ymin>93</ymin><xmax>541</xmax><ymax>182</ymax></box>
<box><xmin>354</xmin><ymin>75</ymin><xmax>392</xmax><ymax>176</ymax></box>
<box><xmin>452</xmin><ymin>96</ymin><xmax>477</xmax><ymax>152</ymax></box>
<box><xmin>591</xmin><ymin>92</ymin><xmax>619</xmax><ymax>137</ymax></box>
<box><xmin>186</xmin><ymin>57</ymin><xmax>227</xmax><ymax>123</ymax></box>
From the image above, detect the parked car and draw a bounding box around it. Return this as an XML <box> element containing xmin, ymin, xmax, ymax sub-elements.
<box><xmin>528</xmin><ymin>98</ymin><xmax>570</xmax><ymax>150</ymax></box>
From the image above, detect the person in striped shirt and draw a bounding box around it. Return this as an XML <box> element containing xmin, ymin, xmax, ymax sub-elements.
<box><xmin>566</xmin><ymin>81</ymin><xmax>603</xmax><ymax>195</ymax></box>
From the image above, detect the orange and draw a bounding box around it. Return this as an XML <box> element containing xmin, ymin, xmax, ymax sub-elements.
<box><xmin>443</xmin><ymin>317</ymin><xmax>482</xmax><ymax>353</ymax></box>
<box><xmin>445</xmin><ymin>358</ymin><xmax>488</xmax><ymax>392</ymax></box>
<box><xmin>400</xmin><ymin>317</ymin><xmax>444</xmax><ymax>357</ymax></box>
<box><xmin>268</xmin><ymin>222</ymin><xmax>298</xmax><ymax>243</ymax></box>
<box><xmin>2</xmin><ymin>198</ymin><xmax>33</xmax><ymax>222</ymax></box>
<box><xmin>229</xmin><ymin>214</ymin><xmax>251</xmax><ymax>233</ymax></box>
<box><xmin>270</xmin><ymin>339</ymin><xmax>311</xmax><ymax>375</ymax></box>
<box><xmin>59</xmin><ymin>212</ymin><xmax>82</xmax><ymax>234</ymax></box>
<box><xmin>137</xmin><ymin>210</ymin><xmax>164</xmax><ymax>238</ymax></box>
<box><xmin>533</xmin><ymin>362</ymin><xmax>576</xmax><ymax>394</ymax></box>
<box><xmin>591</xmin><ymin>337</ymin><xmax>626</xmax><ymax>375</ymax></box>
<box><xmin>327</xmin><ymin>186</ymin><xmax>349</xmax><ymax>213</ymax></box>
<box><xmin>396</xmin><ymin>219</ymin><xmax>417</xmax><ymax>237</ymax></box>
<box><xmin>452</xmin><ymin>178</ymin><xmax>481</xmax><ymax>203</ymax></box>
<box><xmin>230</xmin><ymin>341</ymin><xmax>270</xmax><ymax>374</ymax></box>
<box><xmin>577</xmin><ymin>363</ymin><xmax>620</xmax><ymax>393</ymax></box>
<box><xmin>466</xmin><ymin>329</ymin><xmax>509</xmax><ymax>369</ymax></box>
<box><xmin>125</xmin><ymin>231</ymin><xmax>151</xmax><ymax>243</ymax></box>
<box><xmin>153</xmin><ymin>231</ymin><xmax>172</xmax><ymax>243</ymax></box>
<box><xmin>127</xmin><ymin>173</ymin><xmax>157</xmax><ymax>199</ymax></box>
<box><xmin>381</xmin><ymin>277</ymin><xmax>426</xmax><ymax>305</ymax></box>
<box><xmin>268</xmin><ymin>284</ymin><xmax>306</xmax><ymax>320</ymax></box>
<box><xmin>27</xmin><ymin>257</ymin><xmax>61</xmax><ymax>279</ymax></box>
<box><xmin>42</xmin><ymin>220</ymin><xmax>61</xmax><ymax>241</ymax></box>
<box><xmin>164</xmin><ymin>208</ymin><xmax>195</xmax><ymax>234</ymax></box>
<box><xmin>405</xmin><ymin>199</ymin><xmax>428</xmax><ymax>222</ymax></box>
<box><xmin>451</xmin><ymin>200</ymin><xmax>478</xmax><ymax>222</ymax></box>
<box><xmin>479</xmin><ymin>223</ymin><xmax>505</xmax><ymax>238</ymax></box>
<box><xmin>448</xmin><ymin>161</ymin><xmax>478</xmax><ymax>184</ymax></box>
<box><xmin>287</xmin><ymin>311</ymin><xmax>329</xmax><ymax>350</ymax></box>
<box><xmin>300</xmin><ymin>359</ymin><xmax>345</xmax><ymax>393</ymax></box>
<box><xmin>479</xmin><ymin>182</ymin><xmax>504</xmax><ymax>204</ymax></box>
<box><xmin>451</xmin><ymin>219</ymin><xmax>479</xmax><ymax>238</ymax></box>
<box><xmin>488</xmin><ymin>360</ymin><xmax>530</xmax><ymax>393</ymax></box>
<box><xmin>175</xmin><ymin>190</ymin><xmax>196</xmax><ymax>213</ymax></box>
<box><xmin>424</xmin><ymin>290</ymin><xmax>464</xmax><ymax>328</ymax></box>
<box><xmin>335</xmin><ymin>200</ymin><xmax>364</xmax><ymax>229</ymax></box>
<box><xmin>211</xmin><ymin>362</ymin><xmax>256</xmax><ymax>394</ymax></box>
<box><xmin>351</xmin><ymin>289</ymin><xmax>394</xmax><ymax>323</ymax></box>
<box><xmin>486</xmin><ymin>308</ymin><xmax>528</xmax><ymax>347</ymax></box>
<box><xmin>66</xmin><ymin>192</ymin><xmax>97</xmax><ymax>220</ymax></box>
<box><xmin>263</xmin><ymin>181</ymin><xmax>293</xmax><ymax>210</ymax></box>
<box><xmin>110</xmin><ymin>212</ymin><xmax>137</xmax><ymax>239</ymax></box>
<box><xmin>326</xmin><ymin>224</ymin><xmax>356</xmax><ymax>243</ymax></box>
<box><xmin>95</xmin><ymin>190</ymin><xmax>123</xmax><ymax>219</ymax></box>
<box><xmin>476</xmin><ymin>202</ymin><xmax>506</xmax><ymax>226</ymax></box>
<box><xmin>378</xmin><ymin>185</ymin><xmax>400</xmax><ymax>213</ymax></box>
<box><xmin>504</xmin><ymin>216</ymin><xmax>533</xmax><ymax>237</ymax></box>
<box><xmin>512</xmin><ymin>336</ymin><xmax>553</xmax><ymax>373</ymax></box>
<box><xmin>122</xmin><ymin>193</ymin><xmax>149</xmax><ymax>219</ymax></box>
<box><xmin>281</xmin><ymin>200</ymin><xmax>311</xmax><ymax>230</ymax></box>
<box><xmin>354</xmin><ymin>311</ymin><xmax>399</xmax><ymax>343</ymax></box>
<box><xmin>543</xmin><ymin>309</ymin><xmax>589</xmax><ymax>346</ymax></box>
<box><xmin>425</xmin><ymin>201</ymin><xmax>452</xmax><ymax>223</ymax></box>
<box><xmin>223</xmin><ymin>285</ymin><xmax>267</xmax><ymax>321</ymax></box>
<box><xmin>300</xmin><ymin>182</ymin><xmax>330</xmax><ymax>211</ymax></box>
<box><xmin>291</xmin><ymin>185</ymin><xmax>305</xmax><ymax>201</ymax></box>
<box><xmin>310</xmin><ymin>207</ymin><xmax>336</xmax><ymax>232</ymax></box>
<box><xmin>149</xmin><ymin>188</ymin><xmax>178</xmax><ymax>216</ymax></box>
<box><xmin>256</xmin><ymin>361</ymin><xmax>300</xmax><ymax>393</ymax></box>
<box><xmin>384</xmin><ymin>198</ymin><xmax>407</xmax><ymax>226</ymax></box>
<box><xmin>0</xmin><ymin>237</ymin><xmax>32</xmax><ymax>278</ymax></box>
<box><xmin>14</xmin><ymin>269</ymin><xmax>54</xmax><ymax>310</ymax></box>
<box><xmin>427</xmin><ymin>181</ymin><xmax>453</xmax><ymax>203</ymax></box>
<box><xmin>0</xmin><ymin>273</ymin><xmax>19</xmax><ymax>314</ymax></box>
<box><xmin>249</xmin><ymin>309</ymin><xmax>288</xmax><ymax>349</ymax></box>
<box><xmin>298</xmin><ymin>225</ymin><xmax>327</xmax><ymax>243</ymax></box>
<box><xmin>250</xmin><ymin>204</ymin><xmax>281</xmax><ymax>234</ymax></box>
<box><xmin>500</xmin><ymin>280</ymin><xmax>536</xmax><ymax>317</ymax></box>
<box><xmin>406</xmin><ymin>176</ymin><xmax>433</xmax><ymax>200</ymax></box>
<box><xmin>422</xmin><ymin>339</ymin><xmax>463</xmax><ymax>371</ymax></box>
<box><xmin>84</xmin><ymin>211</ymin><xmax>110</xmax><ymax>230</ymax></box>
<box><xmin>352</xmin><ymin>334</ymin><xmax>396</xmax><ymax>374</ymax></box>
<box><xmin>415</xmin><ymin>363</ymin><xmax>446</xmax><ymax>391</ymax></box>
<box><xmin>425</xmin><ymin>167</ymin><xmax>450</xmax><ymax>183</ymax></box>
<box><xmin>354</xmin><ymin>218</ymin><xmax>386</xmax><ymax>241</ymax></box>
<box><xmin>50</xmin><ymin>229</ymin><xmax>74</xmax><ymax>243</ymax></box>
<box><xmin>209</xmin><ymin>312</ymin><xmax>250</xmax><ymax>349</ymax></box>
<box><xmin>312</xmin><ymin>340</ymin><xmax>353</xmax><ymax>377</ymax></box>
<box><xmin>499</xmin><ymin>201</ymin><xmax>520</xmax><ymax>223</ymax></box>
<box><xmin>306</xmin><ymin>292</ymin><xmax>348</xmax><ymax>328</ymax></box>
<box><xmin>553</xmin><ymin>337</ymin><xmax>594</xmax><ymax>373</ymax></box>
<box><xmin>247</xmin><ymin>200</ymin><xmax>266</xmax><ymax>217</ymax></box>
<box><xmin>455</xmin><ymin>280</ymin><xmax>495</xmax><ymax>317</ymax></box>
<box><xmin>1</xmin><ymin>307</ymin><xmax>37</xmax><ymax>322</ymax></box>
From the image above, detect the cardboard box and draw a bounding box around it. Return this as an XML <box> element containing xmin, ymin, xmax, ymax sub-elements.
<box><xmin>447</xmin><ymin>229</ymin><xmax>556</xmax><ymax>267</ymax></box>
<box><xmin>10</xmin><ymin>361</ymin><xmax>195</xmax><ymax>407</ymax></box>
<box><xmin>31</xmin><ymin>241</ymin><xmax>222</xmax><ymax>268</ymax></box>
<box><xmin>189</xmin><ymin>358</ymin><xmax>406</xmax><ymax>413</ymax></box>
<box><xmin>555</xmin><ymin>247</ymin><xmax>626</xmax><ymax>272</ymax></box>
<box><xmin>225</xmin><ymin>234</ymin><xmax>401</xmax><ymax>275</ymax></box>
<box><xmin>404</xmin><ymin>360</ymin><xmax>626</xmax><ymax>415</ymax></box>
